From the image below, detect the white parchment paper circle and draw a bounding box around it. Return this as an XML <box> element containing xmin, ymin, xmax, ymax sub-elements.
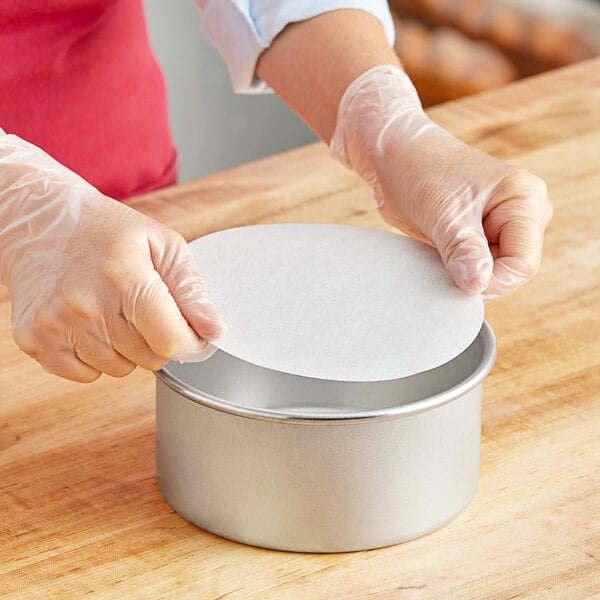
<box><xmin>189</xmin><ymin>224</ymin><xmax>484</xmax><ymax>382</ymax></box>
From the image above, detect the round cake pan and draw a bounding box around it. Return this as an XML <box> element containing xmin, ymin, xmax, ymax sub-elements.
<box><xmin>155</xmin><ymin>321</ymin><xmax>496</xmax><ymax>553</ymax></box>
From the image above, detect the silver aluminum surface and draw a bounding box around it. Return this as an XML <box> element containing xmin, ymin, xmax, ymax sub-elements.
<box><xmin>155</xmin><ymin>321</ymin><xmax>496</xmax><ymax>552</ymax></box>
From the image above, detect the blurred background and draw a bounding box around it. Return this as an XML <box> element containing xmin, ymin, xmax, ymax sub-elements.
<box><xmin>144</xmin><ymin>0</ymin><xmax>600</xmax><ymax>183</ymax></box>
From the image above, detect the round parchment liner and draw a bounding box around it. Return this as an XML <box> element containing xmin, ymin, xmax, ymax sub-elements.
<box><xmin>189</xmin><ymin>224</ymin><xmax>484</xmax><ymax>382</ymax></box>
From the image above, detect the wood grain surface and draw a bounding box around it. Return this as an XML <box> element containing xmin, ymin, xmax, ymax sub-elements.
<box><xmin>1</xmin><ymin>58</ymin><xmax>599</xmax><ymax>599</ymax></box>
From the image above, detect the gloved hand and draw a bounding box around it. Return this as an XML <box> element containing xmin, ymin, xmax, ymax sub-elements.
<box><xmin>0</xmin><ymin>131</ymin><xmax>225</xmax><ymax>382</ymax></box>
<box><xmin>330</xmin><ymin>65</ymin><xmax>553</xmax><ymax>299</ymax></box>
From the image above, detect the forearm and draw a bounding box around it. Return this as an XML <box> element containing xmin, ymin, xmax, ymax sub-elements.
<box><xmin>203</xmin><ymin>3</ymin><xmax>551</xmax><ymax>300</ymax></box>
<box><xmin>258</xmin><ymin>15</ymin><xmax>551</xmax><ymax>299</ymax></box>
<box><xmin>255</xmin><ymin>9</ymin><xmax>400</xmax><ymax>142</ymax></box>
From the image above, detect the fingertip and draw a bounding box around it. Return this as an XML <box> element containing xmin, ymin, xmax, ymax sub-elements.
<box><xmin>197</xmin><ymin>318</ymin><xmax>227</xmax><ymax>341</ymax></box>
<box><xmin>483</xmin><ymin>255</ymin><xmax>536</xmax><ymax>298</ymax></box>
<box><xmin>45</xmin><ymin>363</ymin><xmax>102</xmax><ymax>384</ymax></box>
<box><xmin>436</xmin><ymin>223</ymin><xmax>494</xmax><ymax>295</ymax></box>
<box><xmin>447</xmin><ymin>254</ymin><xmax>493</xmax><ymax>294</ymax></box>
<box><xmin>186</xmin><ymin>299</ymin><xmax>227</xmax><ymax>341</ymax></box>
<box><xmin>172</xmin><ymin>340</ymin><xmax>218</xmax><ymax>363</ymax></box>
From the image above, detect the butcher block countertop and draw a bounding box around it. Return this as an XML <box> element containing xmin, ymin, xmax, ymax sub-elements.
<box><xmin>1</xmin><ymin>58</ymin><xmax>599</xmax><ymax>599</ymax></box>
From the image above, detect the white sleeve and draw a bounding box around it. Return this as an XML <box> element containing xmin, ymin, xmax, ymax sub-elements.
<box><xmin>195</xmin><ymin>1</ymin><xmax>395</xmax><ymax>94</ymax></box>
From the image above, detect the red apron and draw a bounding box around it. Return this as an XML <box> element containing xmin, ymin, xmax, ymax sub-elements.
<box><xmin>0</xmin><ymin>0</ymin><xmax>177</xmax><ymax>200</ymax></box>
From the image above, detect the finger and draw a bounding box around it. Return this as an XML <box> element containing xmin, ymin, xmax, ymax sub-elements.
<box><xmin>112</xmin><ymin>289</ymin><xmax>216</xmax><ymax>366</ymax></box>
<box><xmin>172</xmin><ymin>340</ymin><xmax>218</xmax><ymax>364</ymax></box>
<box><xmin>13</xmin><ymin>327</ymin><xmax>101</xmax><ymax>383</ymax></box>
<box><xmin>149</xmin><ymin>234</ymin><xmax>227</xmax><ymax>341</ymax></box>
<box><xmin>484</xmin><ymin>256</ymin><xmax>537</xmax><ymax>300</ymax></box>
<box><xmin>120</xmin><ymin>260</ymin><xmax>216</xmax><ymax>362</ymax></box>
<box><xmin>99</xmin><ymin>243</ymin><xmax>212</xmax><ymax>363</ymax></box>
<box><xmin>44</xmin><ymin>294</ymin><xmax>138</xmax><ymax>378</ymax></box>
<box><xmin>74</xmin><ymin>343</ymin><xmax>137</xmax><ymax>378</ymax></box>
<box><xmin>484</xmin><ymin>213</ymin><xmax>546</xmax><ymax>298</ymax></box>
<box><xmin>482</xmin><ymin>175</ymin><xmax>552</xmax><ymax>297</ymax></box>
<box><xmin>444</xmin><ymin>229</ymin><xmax>494</xmax><ymax>294</ymax></box>
<box><xmin>13</xmin><ymin>302</ymin><xmax>103</xmax><ymax>382</ymax></box>
<box><xmin>41</xmin><ymin>349</ymin><xmax>103</xmax><ymax>383</ymax></box>
<box><xmin>109</xmin><ymin>321</ymin><xmax>170</xmax><ymax>371</ymax></box>
<box><xmin>51</xmin><ymin>284</ymin><xmax>167</xmax><ymax>373</ymax></box>
<box><xmin>430</xmin><ymin>202</ymin><xmax>494</xmax><ymax>294</ymax></box>
<box><xmin>131</xmin><ymin>272</ymin><xmax>216</xmax><ymax>361</ymax></box>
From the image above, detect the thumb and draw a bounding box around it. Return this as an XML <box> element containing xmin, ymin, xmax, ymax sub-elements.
<box><xmin>433</xmin><ymin>214</ymin><xmax>494</xmax><ymax>294</ymax></box>
<box><xmin>150</xmin><ymin>233</ymin><xmax>227</xmax><ymax>362</ymax></box>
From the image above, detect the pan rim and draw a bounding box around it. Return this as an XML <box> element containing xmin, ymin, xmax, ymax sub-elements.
<box><xmin>155</xmin><ymin>321</ymin><xmax>496</xmax><ymax>425</ymax></box>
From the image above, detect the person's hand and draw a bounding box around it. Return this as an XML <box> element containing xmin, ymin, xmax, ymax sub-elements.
<box><xmin>330</xmin><ymin>65</ymin><xmax>553</xmax><ymax>299</ymax></box>
<box><xmin>0</xmin><ymin>132</ymin><xmax>225</xmax><ymax>382</ymax></box>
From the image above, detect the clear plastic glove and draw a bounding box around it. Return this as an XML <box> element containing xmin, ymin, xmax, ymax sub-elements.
<box><xmin>330</xmin><ymin>65</ymin><xmax>553</xmax><ymax>299</ymax></box>
<box><xmin>0</xmin><ymin>132</ymin><xmax>226</xmax><ymax>382</ymax></box>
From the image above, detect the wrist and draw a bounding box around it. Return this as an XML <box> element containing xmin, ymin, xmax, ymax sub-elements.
<box><xmin>0</xmin><ymin>134</ymin><xmax>91</xmax><ymax>285</ymax></box>
<box><xmin>329</xmin><ymin>64</ymin><xmax>428</xmax><ymax>203</ymax></box>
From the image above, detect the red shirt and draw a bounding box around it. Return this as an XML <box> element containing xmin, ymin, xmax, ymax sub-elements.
<box><xmin>0</xmin><ymin>0</ymin><xmax>177</xmax><ymax>199</ymax></box>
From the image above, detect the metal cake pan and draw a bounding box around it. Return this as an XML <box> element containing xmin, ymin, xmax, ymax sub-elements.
<box><xmin>155</xmin><ymin>320</ymin><xmax>496</xmax><ymax>553</ymax></box>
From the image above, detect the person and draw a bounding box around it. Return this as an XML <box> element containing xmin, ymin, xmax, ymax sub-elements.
<box><xmin>0</xmin><ymin>1</ymin><xmax>552</xmax><ymax>383</ymax></box>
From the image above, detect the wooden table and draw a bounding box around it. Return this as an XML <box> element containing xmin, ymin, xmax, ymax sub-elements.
<box><xmin>1</xmin><ymin>58</ymin><xmax>599</xmax><ymax>599</ymax></box>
